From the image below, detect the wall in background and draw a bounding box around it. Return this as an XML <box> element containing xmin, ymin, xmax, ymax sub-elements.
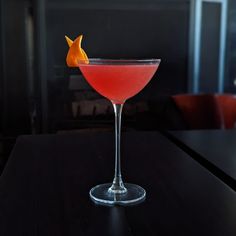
<box><xmin>0</xmin><ymin>0</ymin><xmax>31</xmax><ymax>136</ymax></box>
<box><xmin>42</xmin><ymin>0</ymin><xmax>190</xmax><ymax>131</ymax></box>
<box><xmin>225</xmin><ymin>0</ymin><xmax>236</xmax><ymax>93</ymax></box>
<box><xmin>1</xmin><ymin>0</ymin><xmax>236</xmax><ymax>136</ymax></box>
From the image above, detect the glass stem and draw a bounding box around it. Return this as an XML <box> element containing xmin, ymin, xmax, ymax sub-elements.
<box><xmin>109</xmin><ymin>103</ymin><xmax>127</xmax><ymax>194</ymax></box>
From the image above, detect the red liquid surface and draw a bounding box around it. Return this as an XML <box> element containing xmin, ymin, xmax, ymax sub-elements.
<box><xmin>79</xmin><ymin>64</ymin><xmax>159</xmax><ymax>103</ymax></box>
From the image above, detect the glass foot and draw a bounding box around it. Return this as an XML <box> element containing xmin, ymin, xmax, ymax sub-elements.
<box><xmin>89</xmin><ymin>183</ymin><xmax>146</xmax><ymax>206</ymax></box>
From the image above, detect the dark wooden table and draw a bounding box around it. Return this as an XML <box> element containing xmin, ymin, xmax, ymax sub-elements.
<box><xmin>0</xmin><ymin>131</ymin><xmax>236</xmax><ymax>235</ymax></box>
<box><xmin>168</xmin><ymin>129</ymin><xmax>236</xmax><ymax>190</ymax></box>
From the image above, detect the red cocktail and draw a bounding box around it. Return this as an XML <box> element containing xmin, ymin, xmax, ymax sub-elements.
<box><xmin>78</xmin><ymin>59</ymin><xmax>161</xmax><ymax>206</ymax></box>
<box><xmin>79</xmin><ymin>60</ymin><xmax>159</xmax><ymax>104</ymax></box>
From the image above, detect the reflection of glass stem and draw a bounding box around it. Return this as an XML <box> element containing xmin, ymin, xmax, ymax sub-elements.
<box><xmin>109</xmin><ymin>207</ymin><xmax>127</xmax><ymax>236</ymax></box>
<box><xmin>108</xmin><ymin>103</ymin><xmax>127</xmax><ymax>194</ymax></box>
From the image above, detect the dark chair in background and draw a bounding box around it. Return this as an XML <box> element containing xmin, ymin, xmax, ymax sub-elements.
<box><xmin>216</xmin><ymin>94</ymin><xmax>236</xmax><ymax>129</ymax></box>
<box><xmin>172</xmin><ymin>94</ymin><xmax>223</xmax><ymax>130</ymax></box>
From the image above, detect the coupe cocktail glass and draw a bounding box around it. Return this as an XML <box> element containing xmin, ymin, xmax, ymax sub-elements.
<box><xmin>78</xmin><ymin>59</ymin><xmax>161</xmax><ymax>206</ymax></box>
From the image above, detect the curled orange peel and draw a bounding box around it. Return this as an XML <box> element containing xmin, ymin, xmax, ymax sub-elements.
<box><xmin>65</xmin><ymin>35</ymin><xmax>89</xmax><ymax>67</ymax></box>
<box><xmin>65</xmin><ymin>35</ymin><xmax>73</xmax><ymax>47</ymax></box>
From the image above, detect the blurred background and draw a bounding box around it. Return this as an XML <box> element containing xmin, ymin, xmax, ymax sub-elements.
<box><xmin>1</xmin><ymin>0</ymin><xmax>236</xmax><ymax>169</ymax></box>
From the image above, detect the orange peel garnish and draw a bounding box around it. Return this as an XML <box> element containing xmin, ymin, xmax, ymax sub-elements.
<box><xmin>65</xmin><ymin>35</ymin><xmax>89</xmax><ymax>67</ymax></box>
<box><xmin>65</xmin><ymin>35</ymin><xmax>73</xmax><ymax>47</ymax></box>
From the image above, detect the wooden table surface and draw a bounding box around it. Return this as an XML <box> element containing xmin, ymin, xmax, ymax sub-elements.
<box><xmin>0</xmin><ymin>131</ymin><xmax>235</xmax><ymax>235</ymax></box>
<box><xmin>169</xmin><ymin>129</ymin><xmax>236</xmax><ymax>190</ymax></box>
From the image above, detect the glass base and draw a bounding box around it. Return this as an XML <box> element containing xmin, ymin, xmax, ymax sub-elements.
<box><xmin>89</xmin><ymin>183</ymin><xmax>146</xmax><ymax>206</ymax></box>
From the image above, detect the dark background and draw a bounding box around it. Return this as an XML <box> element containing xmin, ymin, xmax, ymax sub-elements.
<box><xmin>1</xmin><ymin>0</ymin><xmax>236</xmax><ymax>152</ymax></box>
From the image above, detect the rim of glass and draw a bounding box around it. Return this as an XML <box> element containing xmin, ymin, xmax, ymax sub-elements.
<box><xmin>77</xmin><ymin>58</ymin><xmax>161</xmax><ymax>65</ymax></box>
